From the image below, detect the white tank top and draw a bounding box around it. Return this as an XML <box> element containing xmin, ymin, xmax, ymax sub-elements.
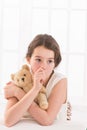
<box><xmin>46</xmin><ymin>72</ymin><xmax>67</xmax><ymax>121</ymax></box>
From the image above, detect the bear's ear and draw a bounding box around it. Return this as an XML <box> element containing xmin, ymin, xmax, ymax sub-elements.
<box><xmin>11</xmin><ymin>74</ymin><xmax>15</xmax><ymax>80</ymax></box>
<box><xmin>22</xmin><ymin>64</ymin><xmax>29</xmax><ymax>71</ymax></box>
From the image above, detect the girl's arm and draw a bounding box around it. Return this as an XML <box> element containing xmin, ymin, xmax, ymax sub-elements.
<box><xmin>28</xmin><ymin>78</ymin><xmax>67</xmax><ymax>126</ymax></box>
<box><xmin>4</xmin><ymin>85</ymin><xmax>42</xmax><ymax>127</ymax></box>
<box><xmin>4</xmin><ymin>67</ymin><xmax>44</xmax><ymax>127</ymax></box>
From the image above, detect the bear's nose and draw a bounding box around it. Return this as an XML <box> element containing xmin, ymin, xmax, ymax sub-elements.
<box><xmin>21</xmin><ymin>77</ymin><xmax>25</xmax><ymax>81</ymax></box>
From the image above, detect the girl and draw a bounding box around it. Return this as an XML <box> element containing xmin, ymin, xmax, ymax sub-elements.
<box><xmin>4</xmin><ymin>34</ymin><xmax>70</xmax><ymax>127</ymax></box>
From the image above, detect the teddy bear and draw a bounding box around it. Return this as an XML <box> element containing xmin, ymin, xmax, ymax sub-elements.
<box><xmin>11</xmin><ymin>64</ymin><xmax>48</xmax><ymax>110</ymax></box>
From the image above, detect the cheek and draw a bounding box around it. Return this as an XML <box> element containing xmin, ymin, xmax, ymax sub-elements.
<box><xmin>31</xmin><ymin>62</ymin><xmax>40</xmax><ymax>73</ymax></box>
<box><xmin>46</xmin><ymin>65</ymin><xmax>54</xmax><ymax>73</ymax></box>
<box><xmin>47</xmin><ymin>68</ymin><xmax>53</xmax><ymax>74</ymax></box>
<box><xmin>48</xmin><ymin>64</ymin><xmax>55</xmax><ymax>70</ymax></box>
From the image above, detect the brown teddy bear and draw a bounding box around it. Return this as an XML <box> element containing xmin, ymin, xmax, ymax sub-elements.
<box><xmin>11</xmin><ymin>64</ymin><xmax>48</xmax><ymax>110</ymax></box>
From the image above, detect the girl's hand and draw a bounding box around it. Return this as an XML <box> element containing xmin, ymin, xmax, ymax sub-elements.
<box><xmin>33</xmin><ymin>67</ymin><xmax>46</xmax><ymax>90</ymax></box>
<box><xmin>4</xmin><ymin>81</ymin><xmax>19</xmax><ymax>99</ymax></box>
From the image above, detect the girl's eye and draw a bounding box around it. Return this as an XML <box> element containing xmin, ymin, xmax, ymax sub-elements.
<box><xmin>48</xmin><ymin>60</ymin><xmax>54</xmax><ymax>64</ymax></box>
<box><xmin>35</xmin><ymin>59</ymin><xmax>41</xmax><ymax>62</ymax></box>
<box><xmin>24</xmin><ymin>74</ymin><xmax>26</xmax><ymax>76</ymax></box>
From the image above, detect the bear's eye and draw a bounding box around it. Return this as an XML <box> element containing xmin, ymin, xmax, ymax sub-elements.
<box><xmin>24</xmin><ymin>74</ymin><xmax>26</xmax><ymax>76</ymax></box>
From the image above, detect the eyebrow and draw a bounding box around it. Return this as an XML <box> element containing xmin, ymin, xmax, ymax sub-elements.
<box><xmin>35</xmin><ymin>56</ymin><xmax>54</xmax><ymax>60</ymax></box>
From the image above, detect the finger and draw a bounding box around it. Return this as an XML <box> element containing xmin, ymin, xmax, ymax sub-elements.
<box><xmin>37</xmin><ymin>67</ymin><xmax>45</xmax><ymax>72</ymax></box>
<box><xmin>40</xmin><ymin>79</ymin><xmax>44</xmax><ymax>84</ymax></box>
<box><xmin>6</xmin><ymin>81</ymin><xmax>12</xmax><ymax>85</ymax></box>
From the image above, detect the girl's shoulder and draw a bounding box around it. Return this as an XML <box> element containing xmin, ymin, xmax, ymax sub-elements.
<box><xmin>50</xmin><ymin>71</ymin><xmax>67</xmax><ymax>83</ymax></box>
<box><xmin>46</xmin><ymin>71</ymin><xmax>67</xmax><ymax>97</ymax></box>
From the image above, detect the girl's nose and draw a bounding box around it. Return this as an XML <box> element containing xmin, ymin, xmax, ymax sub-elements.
<box><xmin>40</xmin><ymin>62</ymin><xmax>47</xmax><ymax>69</ymax></box>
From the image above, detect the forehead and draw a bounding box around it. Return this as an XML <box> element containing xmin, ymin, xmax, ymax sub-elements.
<box><xmin>32</xmin><ymin>46</ymin><xmax>54</xmax><ymax>58</ymax></box>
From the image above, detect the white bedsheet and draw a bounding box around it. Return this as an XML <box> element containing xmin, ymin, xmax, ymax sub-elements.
<box><xmin>0</xmin><ymin>119</ymin><xmax>86</xmax><ymax>130</ymax></box>
<box><xmin>0</xmin><ymin>103</ymin><xmax>86</xmax><ymax>130</ymax></box>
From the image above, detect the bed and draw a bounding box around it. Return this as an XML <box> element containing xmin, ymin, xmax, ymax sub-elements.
<box><xmin>0</xmin><ymin>103</ymin><xmax>86</xmax><ymax>130</ymax></box>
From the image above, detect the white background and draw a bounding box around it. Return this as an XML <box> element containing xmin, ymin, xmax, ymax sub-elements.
<box><xmin>0</xmin><ymin>0</ymin><xmax>87</xmax><ymax>106</ymax></box>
